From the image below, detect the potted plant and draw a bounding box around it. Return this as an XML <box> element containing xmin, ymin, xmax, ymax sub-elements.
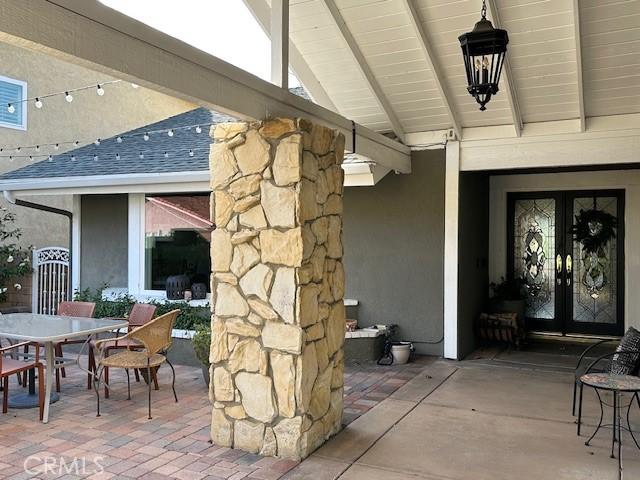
<box><xmin>489</xmin><ymin>277</ymin><xmax>526</xmax><ymax>321</ymax></box>
<box><xmin>192</xmin><ymin>325</ymin><xmax>211</xmax><ymax>386</ymax></box>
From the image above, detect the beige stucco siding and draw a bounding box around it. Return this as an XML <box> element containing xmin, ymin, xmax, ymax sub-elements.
<box><xmin>0</xmin><ymin>41</ymin><xmax>194</xmax><ymax>249</ymax></box>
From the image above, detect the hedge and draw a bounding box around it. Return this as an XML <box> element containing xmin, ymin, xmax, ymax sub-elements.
<box><xmin>73</xmin><ymin>288</ymin><xmax>210</xmax><ymax>330</ymax></box>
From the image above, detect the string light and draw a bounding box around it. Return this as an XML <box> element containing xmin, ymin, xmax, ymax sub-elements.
<box><xmin>74</xmin><ymin>141</ymin><xmax>80</xmax><ymax>147</ymax></box>
<box><xmin>116</xmin><ymin>136</ymin><xmax>123</xmax><ymax>143</ymax></box>
<box><xmin>139</xmin><ymin>152</ymin><xmax>144</xmax><ymax>159</ymax></box>
<box><xmin>195</xmin><ymin>125</ymin><xmax>202</xmax><ymax>134</ymax></box>
<box><xmin>96</xmin><ymin>84</ymin><xmax>105</xmax><ymax>96</ymax></box>
<box><xmin>189</xmin><ymin>149</ymin><xmax>194</xmax><ymax>157</ymax></box>
<box><xmin>54</xmin><ymin>144</ymin><xmax>60</xmax><ymax>150</ymax></box>
<box><xmin>94</xmin><ymin>139</ymin><xmax>101</xmax><ymax>146</ymax></box>
<box><xmin>116</xmin><ymin>153</ymin><xmax>120</xmax><ymax>160</ymax></box>
<box><xmin>65</xmin><ymin>92</ymin><xmax>73</xmax><ymax>103</ymax></box>
<box><xmin>167</xmin><ymin>129</ymin><xmax>174</xmax><ymax>137</ymax></box>
<box><xmin>35</xmin><ymin>146</ymin><xmax>40</xmax><ymax>152</ymax></box>
<box><xmin>164</xmin><ymin>151</ymin><xmax>169</xmax><ymax>158</ymax></box>
<box><xmin>48</xmin><ymin>155</ymin><xmax>53</xmax><ymax>162</ymax></box>
<box><xmin>71</xmin><ymin>155</ymin><xmax>76</xmax><ymax>161</ymax></box>
<box><xmin>28</xmin><ymin>156</ymin><xmax>33</xmax><ymax>161</ymax></box>
<box><xmin>7</xmin><ymin>104</ymin><xmax>15</xmax><ymax>114</ymax></box>
<box><xmin>143</xmin><ymin>133</ymin><xmax>150</xmax><ymax>141</ymax></box>
<box><xmin>15</xmin><ymin>147</ymin><xmax>20</xmax><ymax>152</ymax></box>
<box><xmin>35</xmin><ymin>98</ymin><xmax>43</xmax><ymax>109</ymax></box>
<box><xmin>93</xmin><ymin>155</ymin><xmax>99</xmax><ymax>161</ymax></box>
<box><xmin>9</xmin><ymin>156</ymin><xmax>13</xmax><ymax>162</ymax></box>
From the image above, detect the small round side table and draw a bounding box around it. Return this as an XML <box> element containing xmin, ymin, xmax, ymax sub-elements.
<box><xmin>580</xmin><ymin>373</ymin><xmax>640</xmax><ymax>480</ymax></box>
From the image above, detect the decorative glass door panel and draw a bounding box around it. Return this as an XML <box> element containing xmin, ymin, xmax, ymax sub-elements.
<box><xmin>508</xmin><ymin>190</ymin><xmax>624</xmax><ymax>336</ymax></box>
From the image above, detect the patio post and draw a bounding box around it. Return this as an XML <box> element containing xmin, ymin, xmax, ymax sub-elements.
<box><xmin>208</xmin><ymin>118</ymin><xmax>345</xmax><ymax>459</ymax></box>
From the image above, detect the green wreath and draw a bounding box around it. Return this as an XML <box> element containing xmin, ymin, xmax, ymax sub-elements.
<box><xmin>570</xmin><ymin>208</ymin><xmax>617</xmax><ymax>253</ymax></box>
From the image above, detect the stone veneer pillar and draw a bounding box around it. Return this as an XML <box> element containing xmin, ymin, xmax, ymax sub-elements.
<box><xmin>208</xmin><ymin>118</ymin><xmax>345</xmax><ymax>460</ymax></box>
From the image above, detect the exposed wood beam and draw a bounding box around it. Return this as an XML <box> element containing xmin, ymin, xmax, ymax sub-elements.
<box><xmin>401</xmin><ymin>0</ymin><xmax>462</xmax><ymax>140</ymax></box>
<box><xmin>572</xmin><ymin>0</ymin><xmax>586</xmax><ymax>132</ymax></box>
<box><xmin>321</xmin><ymin>0</ymin><xmax>405</xmax><ymax>142</ymax></box>
<box><xmin>270</xmin><ymin>0</ymin><xmax>288</xmax><ymax>89</ymax></box>
<box><xmin>243</xmin><ymin>0</ymin><xmax>337</xmax><ymax>111</ymax></box>
<box><xmin>0</xmin><ymin>0</ymin><xmax>410</xmax><ymax>173</ymax></box>
<box><xmin>485</xmin><ymin>0</ymin><xmax>523</xmax><ymax>137</ymax></box>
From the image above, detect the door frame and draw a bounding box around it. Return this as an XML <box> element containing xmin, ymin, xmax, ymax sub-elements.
<box><xmin>507</xmin><ymin>189</ymin><xmax>625</xmax><ymax>336</ymax></box>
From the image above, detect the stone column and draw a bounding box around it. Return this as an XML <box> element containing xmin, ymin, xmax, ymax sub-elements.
<box><xmin>208</xmin><ymin>118</ymin><xmax>345</xmax><ymax>460</ymax></box>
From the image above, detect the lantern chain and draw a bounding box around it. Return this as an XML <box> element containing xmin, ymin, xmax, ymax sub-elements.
<box><xmin>481</xmin><ymin>0</ymin><xmax>487</xmax><ymax>19</ymax></box>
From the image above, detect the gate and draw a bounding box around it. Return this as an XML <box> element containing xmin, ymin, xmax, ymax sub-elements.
<box><xmin>31</xmin><ymin>247</ymin><xmax>70</xmax><ymax>314</ymax></box>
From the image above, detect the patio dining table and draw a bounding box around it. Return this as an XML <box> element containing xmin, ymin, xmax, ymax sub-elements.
<box><xmin>0</xmin><ymin>313</ymin><xmax>128</xmax><ymax>423</ymax></box>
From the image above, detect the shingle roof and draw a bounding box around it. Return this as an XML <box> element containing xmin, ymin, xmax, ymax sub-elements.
<box><xmin>0</xmin><ymin>108</ymin><xmax>234</xmax><ymax>181</ymax></box>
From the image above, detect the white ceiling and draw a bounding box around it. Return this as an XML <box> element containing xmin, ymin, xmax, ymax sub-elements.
<box><xmin>281</xmin><ymin>0</ymin><xmax>640</xmax><ymax>139</ymax></box>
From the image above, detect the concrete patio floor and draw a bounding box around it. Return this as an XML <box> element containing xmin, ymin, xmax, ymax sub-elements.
<box><xmin>286</xmin><ymin>351</ymin><xmax>640</xmax><ymax>480</ymax></box>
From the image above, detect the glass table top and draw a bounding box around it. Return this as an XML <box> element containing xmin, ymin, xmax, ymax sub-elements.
<box><xmin>0</xmin><ymin>313</ymin><xmax>128</xmax><ymax>342</ymax></box>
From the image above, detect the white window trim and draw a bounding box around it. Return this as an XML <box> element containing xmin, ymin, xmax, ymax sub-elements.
<box><xmin>0</xmin><ymin>74</ymin><xmax>27</xmax><ymax>131</ymax></box>
<box><xmin>127</xmin><ymin>192</ymin><xmax>212</xmax><ymax>301</ymax></box>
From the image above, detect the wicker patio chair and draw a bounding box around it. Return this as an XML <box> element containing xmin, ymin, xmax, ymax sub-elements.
<box><xmin>2</xmin><ymin>341</ymin><xmax>44</xmax><ymax>420</ymax></box>
<box><xmin>55</xmin><ymin>301</ymin><xmax>96</xmax><ymax>390</ymax></box>
<box><xmin>87</xmin><ymin>303</ymin><xmax>157</xmax><ymax>396</ymax></box>
<box><xmin>92</xmin><ymin>309</ymin><xmax>180</xmax><ymax>420</ymax></box>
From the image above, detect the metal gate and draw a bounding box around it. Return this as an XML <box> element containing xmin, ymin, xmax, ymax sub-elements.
<box><xmin>32</xmin><ymin>247</ymin><xmax>70</xmax><ymax>314</ymax></box>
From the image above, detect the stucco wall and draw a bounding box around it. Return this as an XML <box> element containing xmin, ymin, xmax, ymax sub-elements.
<box><xmin>457</xmin><ymin>172</ymin><xmax>489</xmax><ymax>359</ymax></box>
<box><xmin>342</xmin><ymin>149</ymin><xmax>445</xmax><ymax>356</ymax></box>
<box><xmin>80</xmin><ymin>194</ymin><xmax>128</xmax><ymax>292</ymax></box>
<box><xmin>0</xmin><ymin>42</ymin><xmax>195</xmax><ymax>250</ymax></box>
<box><xmin>490</xmin><ymin>169</ymin><xmax>640</xmax><ymax>332</ymax></box>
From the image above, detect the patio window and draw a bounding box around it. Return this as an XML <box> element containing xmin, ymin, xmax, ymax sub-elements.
<box><xmin>0</xmin><ymin>75</ymin><xmax>27</xmax><ymax>130</ymax></box>
<box><xmin>143</xmin><ymin>194</ymin><xmax>212</xmax><ymax>292</ymax></box>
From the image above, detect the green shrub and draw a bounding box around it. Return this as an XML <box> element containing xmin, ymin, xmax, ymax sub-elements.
<box><xmin>0</xmin><ymin>208</ymin><xmax>33</xmax><ymax>302</ymax></box>
<box><xmin>73</xmin><ymin>287</ymin><xmax>210</xmax><ymax>330</ymax></box>
<box><xmin>192</xmin><ymin>325</ymin><xmax>211</xmax><ymax>368</ymax></box>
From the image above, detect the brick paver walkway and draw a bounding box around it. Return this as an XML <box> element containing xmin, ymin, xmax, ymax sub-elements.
<box><xmin>0</xmin><ymin>355</ymin><xmax>429</xmax><ymax>479</ymax></box>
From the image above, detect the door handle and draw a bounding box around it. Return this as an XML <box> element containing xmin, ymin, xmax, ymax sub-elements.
<box><xmin>566</xmin><ymin>254</ymin><xmax>572</xmax><ymax>286</ymax></box>
<box><xmin>556</xmin><ymin>254</ymin><xmax>563</xmax><ymax>285</ymax></box>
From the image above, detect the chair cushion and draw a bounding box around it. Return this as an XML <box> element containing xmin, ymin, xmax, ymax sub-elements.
<box><xmin>610</xmin><ymin>327</ymin><xmax>640</xmax><ymax>375</ymax></box>
<box><xmin>1</xmin><ymin>357</ymin><xmax>38</xmax><ymax>375</ymax></box>
<box><xmin>100</xmin><ymin>350</ymin><xmax>166</xmax><ymax>369</ymax></box>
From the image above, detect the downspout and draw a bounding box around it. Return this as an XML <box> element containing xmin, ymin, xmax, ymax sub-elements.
<box><xmin>3</xmin><ymin>191</ymin><xmax>74</xmax><ymax>300</ymax></box>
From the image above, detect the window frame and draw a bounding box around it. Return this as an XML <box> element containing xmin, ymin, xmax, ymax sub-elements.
<box><xmin>128</xmin><ymin>192</ymin><xmax>212</xmax><ymax>299</ymax></box>
<box><xmin>0</xmin><ymin>75</ymin><xmax>27</xmax><ymax>131</ymax></box>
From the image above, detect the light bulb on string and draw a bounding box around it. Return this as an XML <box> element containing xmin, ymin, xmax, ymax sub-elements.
<box><xmin>167</xmin><ymin>129</ymin><xmax>174</xmax><ymax>137</ymax></box>
<box><xmin>164</xmin><ymin>151</ymin><xmax>169</xmax><ymax>158</ymax></box>
<box><xmin>48</xmin><ymin>155</ymin><xmax>53</xmax><ymax>162</ymax></box>
<box><xmin>93</xmin><ymin>155</ymin><xmax>99</xmax><ymax>161</ymax></box>
<box><xmin>65</xmin><ymin>92</ymin><xmax>73</xmax><ymax>103</ymax></box>
<box><xmin>189</xmin><ymin>149</ymin><xmax>194</xmax><ymax>157</ymax></box>
<box><xmin>116</xmin><ymin>153</ymin><xmax>120</xmax><ymax>160</ymax></box>
<box><xmin>94</xmin><ymin>139</ymin><xmax>101</xmax><ymax>146</ymax></box>
<box><xmin>29</xmin><ymin>156</ymin><xmax>33</xmax><ymax>161</ymax></box>
<box><xmin>71</xmin><ymin>155</ymin><xmax>76</xmax><ymax>161</ymax></box>
<box><xmin>35</xmin><ymin>98</ymin><xmax>43</xmax><ymax>109</ymax></box>
<box><xmin>74</xmin><ymin>141</ymin><xmax>80</xmax><ymax>147</ymax></box>
<box><xmin>15</xmin><ymin>147</ymin><xmax>20</xmax><ymax>153</ymax></box>
<box><xmin>35</xmin><ymin>145</ymin><xmax>40</xmax><ymax>152</ymax></box>
<box><xmin>96</xmin><ymin>84</ymin><xmax>105</xmax><ymax>96</ymax></box>
<box><xmin>9</xmin><ymin>156</ymin><xmax>13</xmax><ymax>162</ymax></box>
<box><xmin>54</xmin><ymin>144</ymin><xmax>60</xmax><ymax>150</ymax></box>
<box><xmin>143</xmin><ymin>133</ymin><xmax>150</xmax><ymax>141</ymax></box>
<box><xmin>116</xmin><ymin>136</ymin><xmax>123</xmax><ymax>143</ymax></box>
<box><xmin>139</xmin><ymin>152</ymin><xmax>144</xmax><ymax>159</ymax></box>
<box><xmin>195</xmin><ymin>125</ymin><xmax>202</xmax><ymax>134</ymax></box>
<box><xmin>7</xmin><ymin>104</ymin><xmax>15</xmax><ymax>114</ymax></box>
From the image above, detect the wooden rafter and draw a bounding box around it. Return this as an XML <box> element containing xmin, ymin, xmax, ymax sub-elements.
<box><xmin>401</xmin><ymin>0</ymin><xmax>462</xmax><ymax>140</ymax></box>
<box><xmin>485</xmin><ymin>0</ymin><xmax>523</xmax><ymax>137</ymax></box>
<box><xmin>322</xmin><ymin>0</ymin><xmax>405</xmax><ymax>142</ymax></box>
<box><xmin>572</xmin><ymin>0</ymin><xmax>586</xmax><ymax>132</ymax></box>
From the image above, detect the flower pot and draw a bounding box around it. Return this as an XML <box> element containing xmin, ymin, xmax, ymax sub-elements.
<box><xmin>391</xmin><ymin>342</ymin><xmax>413</xmax><ymax>365</ymax></box>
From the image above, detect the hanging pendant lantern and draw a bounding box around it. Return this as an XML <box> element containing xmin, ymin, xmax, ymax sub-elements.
<box><xmin>458</xmin><ymin>0</ymin><xmax>509</xmax><ymax>111</ymax></box>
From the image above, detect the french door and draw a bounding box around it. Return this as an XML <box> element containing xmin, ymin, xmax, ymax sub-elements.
<box><xmin>507</xmin><ymin>190</ymin><xmax>625</xmax><ymax>336</ymax></box>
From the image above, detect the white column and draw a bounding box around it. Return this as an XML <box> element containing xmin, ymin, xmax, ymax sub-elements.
<box><xmin>127</xmin><ymin>193</ymin><xmax>144</xmax><ymax>295</ymax></box>
<box><xmin>270</xmin><ymin>0</ymin><xmax>289</xmax><ymax>89</ymax></box>
<box><xmin>71</xmin><ymin>194</ymin><xmax>81</xmax><ymax>294</ymax></box>
<box><xmin>444</xmin><ymin>141</ymin><xmax>460</xmax><ymax>359</ymax></box>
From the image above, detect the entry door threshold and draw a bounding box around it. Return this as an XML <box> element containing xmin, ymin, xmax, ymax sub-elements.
<box><xmin>528</xmin><ymin>331</ymin><xmax>621</xmax><ymax>342</ymax></box>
